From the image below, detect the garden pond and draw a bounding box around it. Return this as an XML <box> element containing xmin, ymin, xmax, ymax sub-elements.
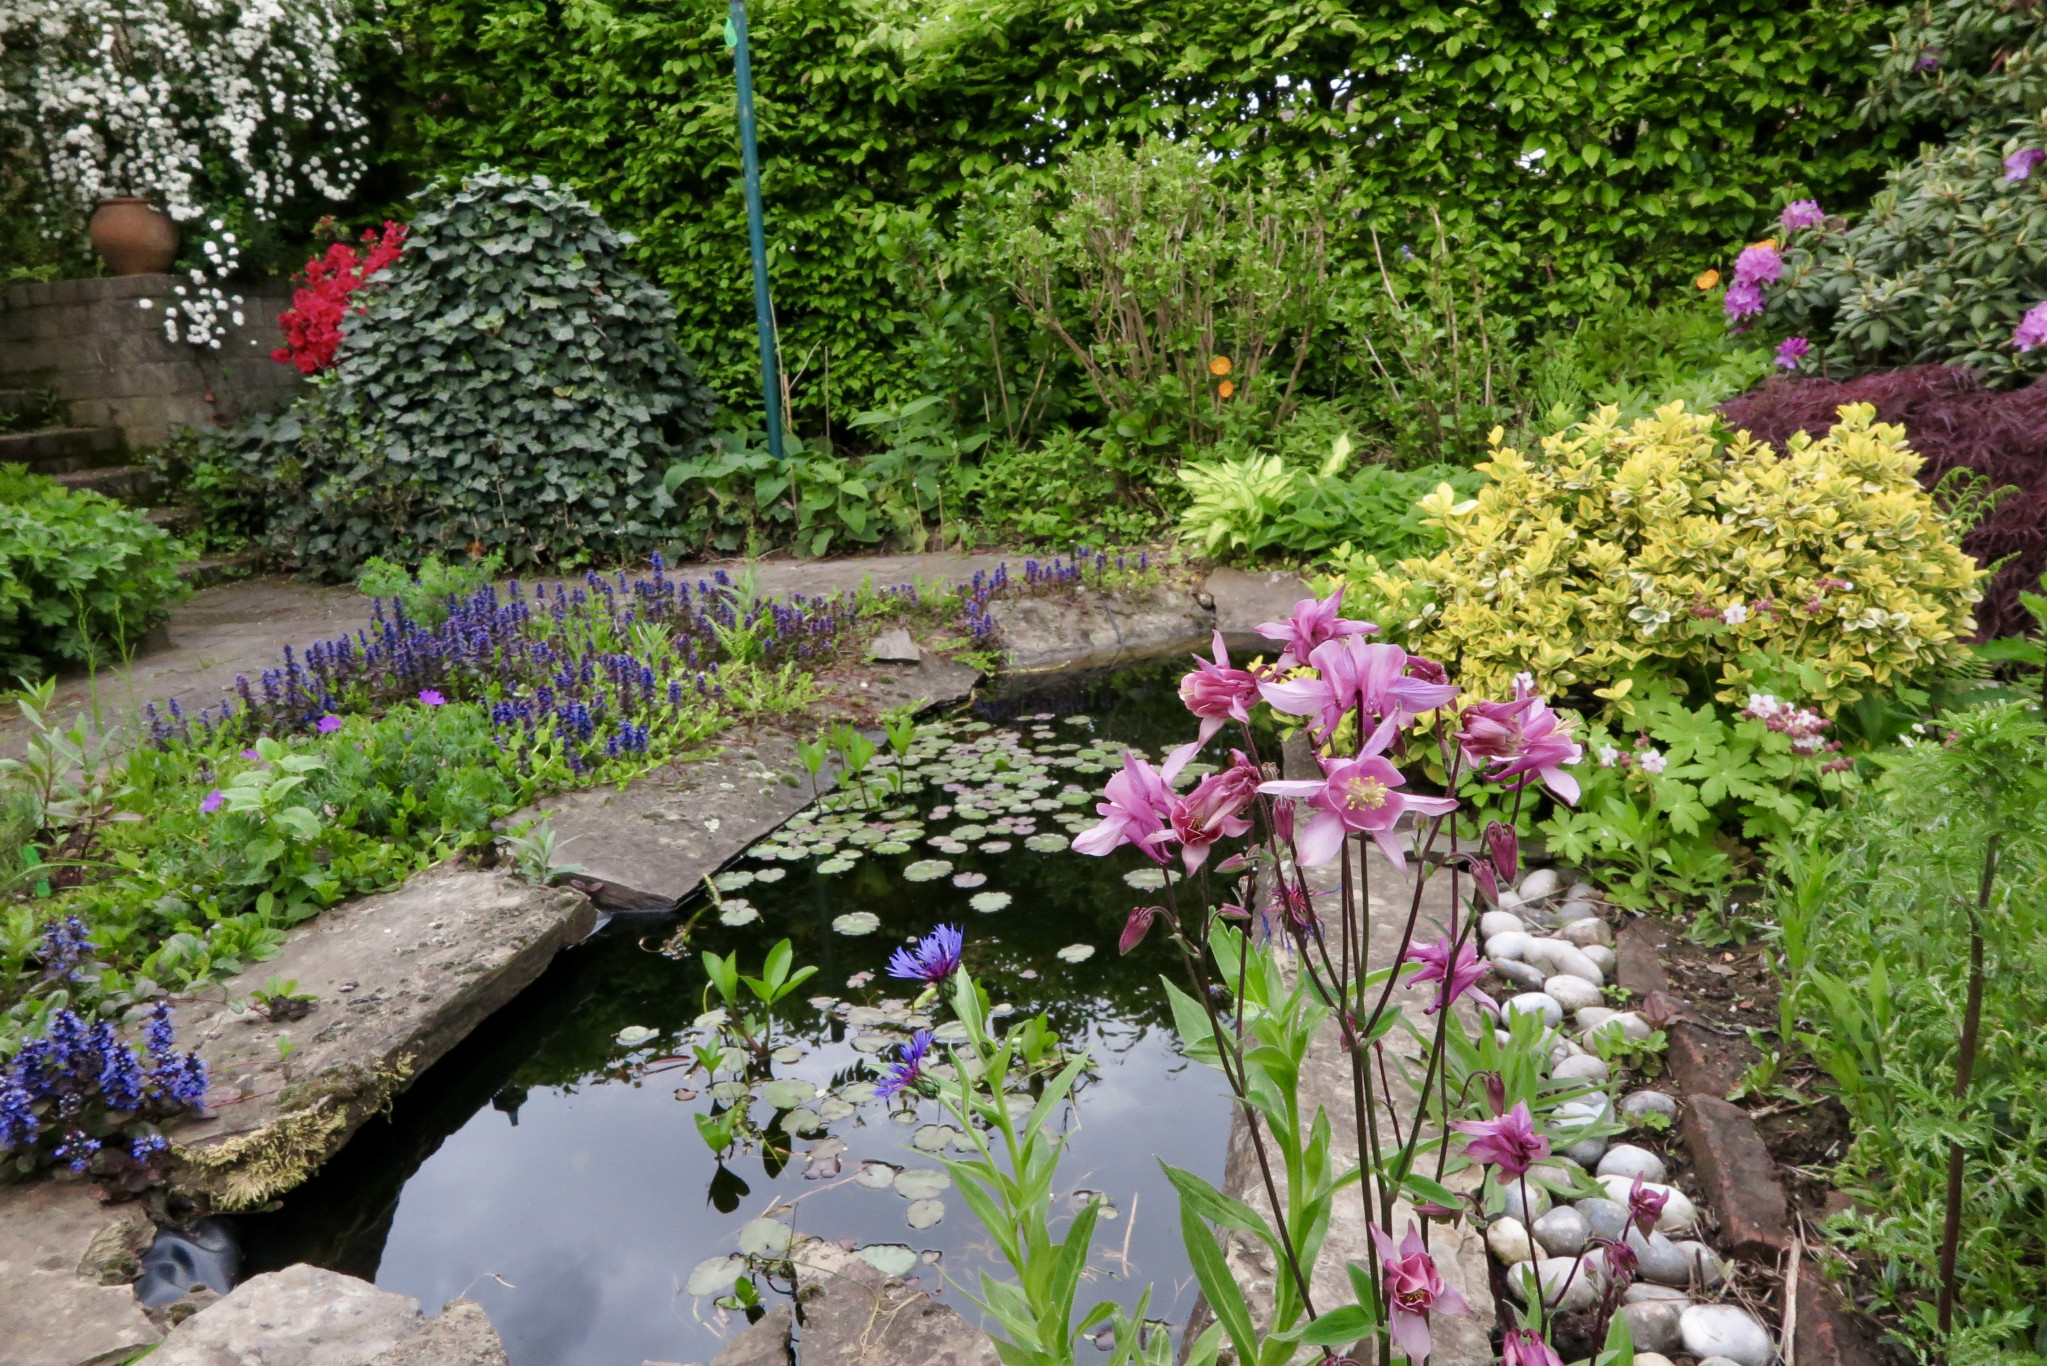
<box><xmin>235</xmin><ymin>660</ymin><xmax>1253</xmax><ymax>1366</ymax></box>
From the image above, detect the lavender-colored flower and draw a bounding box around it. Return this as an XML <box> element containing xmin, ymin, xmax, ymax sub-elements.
<box><xmin>1775</xmin><ymin>336</ymin><xmax>1812</xmax><ymax>370</ymax></box>
<box><xmin>875</xmin><ymin>1031</ymin><xmax>934</xmax><ymax>1100</ymax></box>
<box><xmin>1722</xmin><ymin>279</ymin><xmax>1765</xmax><ymax>320</ymax></box>
<box><xmin>2014</xmin><ymin>300</ymin><xmax>2047</xmax><ymax>352</ymax></box>
<box><xmin>199</xmin><ymin>788</ymin><xmax>225</xmax><ymax>814</ymax></box>
<box><xmin>317</xmin><ymin>714</ymin><xmax>344</xmax><ymax>733</ymax></box>
<box><xmin>1451</xmin><ymin>1100</ymin><xmax>1550</xmax><ymax>1176</ymax></box>
<box><xmin>240</xmin><ymin>748</ymin><xmax>261</xmax><ymax>759</ymax></box>
<box><xmin>1258</xmin><ymin>722</ymin><xmax>1457</xmax><ymax>872</ymax></box>
<box><xmin>1178</xmin><ymin>631</ymin><xmax>1261</xmax><ymax>744</ymax></box>
<box><xmin>2007</xmin><ymin>148</ymin><xmax>2047</xmax><ymax>183</ymax></box>
<box><xmin>1778</xmin><ymin>199</ymin><xmax>1826</xmax><ymax>232</ymax></box>
<box><xmin>417</xmin><ymin>689</ymin><xmax>447</xmax><ymax>706</ymax></box>
<box><xmin>888</xmin><ymin>925</ymin><xmax>965</xmax><ymax>984</ymax></box>
<box><xmin>1404</xmin><ymin>935</ymin><xmax>1489</xmax><ymax>1015</ymax></box>
<box><xmin>1732</xmin><ymin>242</ymin><xmax>1783</xmax><ymax>288</ymax></box>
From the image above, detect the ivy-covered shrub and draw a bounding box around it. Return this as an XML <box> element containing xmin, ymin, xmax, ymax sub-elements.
<box><xmin>1720</xmin><ymin>365</ymin><xmax>2047</xmax><ymax>639</ymax></box>
<box><xmin>249</xmin><ymin>170</ymin><xmax>718</xmax><ymax>575</ymax></box>
<box><xmin>1368</xmin><ymin>402</ymin><xmax>1985</xmax><ymax>708</ymax></box>
<box><xmin>1748</xmin><ymin>116</ymin><xmax>2047</xmax><ymax>382</ymax></box>
<box><xmin>0</xmin><ymin>469</ymin><xmax>185</xmax><ymax>678</ymax></box>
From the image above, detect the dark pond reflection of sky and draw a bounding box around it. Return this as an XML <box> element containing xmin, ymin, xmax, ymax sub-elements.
<box><xmin>238</xmin><ymin>660</ymin><xmax>1261</xmax><ymax>1366</ymax></box>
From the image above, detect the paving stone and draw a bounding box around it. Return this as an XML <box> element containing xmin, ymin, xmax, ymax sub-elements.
<box><xmin>989</xmin><ymin>585</ymin><xmax>1212</xmax><ymax>673</ymax></box>
<box><xmin>0</xmin><ymin>1181</ymin><xmax>161</xmax><ymax>1366</ymax></box>
<box><xmin>1668</xmin><ymin>1021</ymin><xmax>1762</xmax><ymax>1099</ymax></box>
<box><xmin>1202</xmin><ymin>566</ymin><xmax>1311</xmax><ymax>646</ymax></box>
<box><xmin>371</xmin><ymin>1299</ymin><xmax>508</xmax><ymax>1366</ymax></box>
<box><xmin>712</xmin><ymin>1238</ymin><xmax>994</xmax><ymax>1366</ymax></box>
<box><xmin>150</xmin><ymin>1263</ymin><xmax>423</xmax><ymax>1366</ymax></box>
<box><xmin>1681</xmin><ymin>1095</ymin><xmax>1791</xmax><ymax>1258</ymax></box>
<box><xmin>1613</xmin><ymin>921</ymin><xmax>1670</xmax><ymax>997</ymax></box>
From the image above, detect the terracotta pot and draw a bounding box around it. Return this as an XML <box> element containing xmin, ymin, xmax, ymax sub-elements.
<box><xmin>89</xmin><ymin>198</ymin><xmax>179</xmax><ymax>275</ymax></box>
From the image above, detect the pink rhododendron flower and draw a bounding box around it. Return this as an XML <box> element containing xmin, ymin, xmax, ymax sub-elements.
<box><xmin>2014</xmin><ymin>300</ymin><xmax>2047</xmax><ymax>352</ymax></box>
<box><xmin>1073</xmin><ymin>748</ymin><xmax>1190</xmax><ymax>864</ymax></box>
<box><xmin>1178</xmin><ymin>632</ymin><xmax>1260</xmax><ymax>744</ymax></box>
<box><xmin>1723</xmin><ymin>279</ymin><xmax>1765</xmax><ymax>320</ymax></box>
<box><xmin>1257</xmin><ymin>721</ymin><xmax>1456</xmax><ymax>871</ymax></box>
<box><xmin>1405</xmin><ymin>934</ymin><xmax>1490</xmax><ymax>1014</ymax></box>
<box><xmin>1778</xmin><ymin>200</ymin><xmax>1826</xmax><ymax>232</ymax></box>
<box><xmin>1733</xmin><ymin>243</ymin><xmax>1783</xmax><ymax>287</ymax></box>
<box><xmin>2005</xmin><ymin>148</ymin><xmax>2046</xmax><ymax>183</ymax></box>
<box><xmin>1453</xmin><ymin>679</ymin><xmax>1583</xmax><ymax>804</ymax></box>
<box><xmin>1253</xmin><ymin>589</ymin><xmax>1376</xmax><ymax>666</ymax></box>
<box><xmin>1451</xmin><ymin>1100</ymin><xmax>1550</xmax><ymax>1176</ymax></box>
<box><xmin>1775</xmin><ymin>336</ymin><xmax>1811</xmax><ymax>370</ymax></box>
<box><xmin>1260</xmin><ymin>639</ymin><xmax>1460</xmax><ymax>741</ymax></box>
<box><xmin>1501</xmin><ymin>1328</ymin><xmax>1565</xmax><ymax>1366</ymax></box>
<box><xmin>1373</xmin><ymin>1221</ymin><xmax>1471</xmax><ymax>1364</ymax></box>
<box><xmin>1154</xmin><ymin>751</ymin><xmax>1259</xmax><ymax>874</ymax></box>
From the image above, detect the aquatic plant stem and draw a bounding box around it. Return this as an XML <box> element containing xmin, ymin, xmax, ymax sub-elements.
<box><xmin>1936</xmin><ymin>831</ymin><xmax>1998</xmax><ymax>1340</ymax></box>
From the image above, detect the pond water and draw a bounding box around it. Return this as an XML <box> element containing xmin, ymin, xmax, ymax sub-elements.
<box><xmin>237</xmin><ymin>660</ymin><xmax>1253</xmax><ymax>1366</ymax></box>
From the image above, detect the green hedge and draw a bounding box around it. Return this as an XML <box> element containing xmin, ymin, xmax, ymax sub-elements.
<box><xmin>0</xmin><ymin>468</ymin><xmax>185</xmax><ymax>678</ymax></box>
<box><xmin>381</xmin><ymin>0</ymin><xmax>1900</xmax><ymax>424</ymax></box>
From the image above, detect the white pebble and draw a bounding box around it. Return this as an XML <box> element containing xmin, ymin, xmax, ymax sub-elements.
<box><xmin>1634</xmin><ymin>1356</ymin><xmax>1678</xmax><ymax>1366</ymax></box>
<box><xmin>1564</xmin><ymin>1134</ymin><xmax>1609</xmax><ymax>1167</ymax></box>
<box><xmin>1551</xmin><ymin>1054</ymin><xmax>1609</xmax><ymax>1083</ymax></box>
<box><xmin>1485</xmin><ymin>1216</ymin><xmax>1536</xmax><ymax>1264</ymax></box>
<box><xmin>1587</xmin><ymin>1012</ymin><xmax>1652</xmax><ymax>1045</ymax></box>
<box><xmin>1555</xmin><ymin>899</ymin><xmax>1599</xmax><ymax>923</ymax></box>
<box><xmin>1505</xmin><ymin>992</ymin><xmax>1563</xmax><ymax>1027</ymax></box>
<box><xmin>1624</xmin><ymin>1282</ymin><xmax>1691</xmax><ymax>1303</ymax></box>
<box><xmin>1584</xmin><ymin>945</ymin><xmax>1618</xmax><ymax>974</ymax></box>
<box><xmin>1560</xmin><ymin>917</ymin><xmax>1613</xmax><ymax>947</ymax></box>
<box><xmin>1532</xmin><ymin>1205</ymin><xmax>1588</xmax><ymax>1256</ymax></box>
<box><xmin>1506</xmin><ymin>1256</ymin><xmax>1599</xmax><ymax>1312</ymax></box>
<box><xmin>1597</xmin><ymin>1143</ymin><xmax>1668</xmax><ymax>1183</ymax></box>
<box><xmin>1518</xmin><ymin>868</ymin><xmax>1560</xmax><ymax>900</ymax></box>
<box><xmin>1620</xmin><ymin>1301</ymin><xmax>1684</xmax><ymax>1355</ymax></box>
<box><xmin>1496</xmin><ymin>888</ymin><xmax>1526</xmax><ymax>910</ymax></box>
<box><xmin>1545</xmin><ymin>975</ymin><xmax>1604</xmax><ymax>1012</ymax></box>
<box><xmin>1486</xmin><ymin>930</ymin><xmax>1531</xmax><ymax>962</ymax></box>
<box><xmin>1620</xmin><ymin>1088</ymin><xmax>1680</xmax><ymax>1120</ymax></box>
<box><xmin>1492</xmin><ymin>959</ymin><xmax>1546</xmax><ymax>990</ymax></box>
<box><xmin>1480</xmin><ymin>910</ymin><xmax>1527</xmax><ymax>939</ymax></box>
<box><xmin>1497</xmin><ymin>1177</ymin><xmax>1552</xmax><ymax>1223</ymax></box>
<box><xmin>1675</xmin><ymin>1240</ymin><xmax>1730</xmax><ymax>1289</ymax></box>
<box><xmin>1596</xmin><ymin>1176</ymin><xmax>1698</xmax><ymax>1233</ymax></box>
<box><xmin>1568</xmin><ymin>881</ymin><xmax>1599</xmax><ymax>900</ymax></box>
<box><xmin>1679</xmin><ymin>1304</ymin><xmax>1775</xmax><ymax>1366</ymax></box>
<box><xmin>1576</xmin><ymin>1005</ymin><xmax>1617</xmax><ymax>1032</ymax></box>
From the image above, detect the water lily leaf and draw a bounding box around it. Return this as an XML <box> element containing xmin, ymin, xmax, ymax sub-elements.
<box><xmin>952</xmin><ymin>871</ymin><xmax>988</xmax><ymax>888</ymax></box>
<box><xmin>906</xmin><ymin>1198</ymin><xmax>945</xmax><ymax>1229</ymax></box>
<box><xmin>784</xmin><ymin>1107</ymin><xmax>821</xmax><ymax>1134</ymax></box>
<box><xmin>850</xmin><ymin>1032</ymin><xmax>891</xmax><ymax>1053</ymax></box>
<box><xmin>710</xmin><ymin>1080</ymin><xmax>752</xmax><ymax>1103</ymax></box>
<box><xmin>615</xmin><ymin>1025</ymin><xmax>658</xmax><ymax>1048</ymax></box>
<box><xmin>818</xmin><ymin>1097</ymin><xmax>857</xmax><ymax>1121</ymax></box>
<box><xmin>686</xmin><ymin>1254</ymin><xmax>746</xmax><ymax>1296</ymax></box>
<box><xmin>693</xmin><ymin>1008</ymin><xmax>729</xmax><ymax>1029</ymax></box>
<box><xmin>1024</xmin><ymin>833</ymin><xmax>1070</xmax><ymax>852</ymax></box>
<box><xmin>754</xmin><ymin>868</ymin><xmax>787</xmax><ymax>883</ymax></box>
<box><xmin>839</xmin><ymin>1082</ymin><xmax>878</xmax><ymax>1103</ymax></box>
<box><xmin>720</xmin><ymin>904</ymin><xmax>761</xmax><ymax>926</ymax></box>
<box><xmin>713</xmin><ymin>871</ymin><xmax>756</xmax><ymax>891</ymax></box>
<box><xmin>912</xmin><ymin>1124</ymin><xmax>960</xmax><ymax>1151</ymax></box>
<box><xmin>895</xmin><ymin>1168</ymin><xmax>951</xmax><ymax>1199</ymax></box>
<box><xmin>807</xmin><ymin>996</ymin><xmax>839</xmax><ymax>1011</ymax></box>
<box><xmin>845</xmin><ymin>1006</ymin><xmax>894</xmax><ymax>1027</ymax></box>
<box><xmin>771</xmin><ymin>1045</ymin><xmax>803</xmax><ymax>1063</ymax></box>
<box><xmin>833</xmin><ymin>912</ymin><xmax>881</xmax><ymax>936</ymax></box>
<box><xmin>761</xmin><ymin>1079</ymin><xmax>819</xmax><ymax>1109</ymax></box>
<box><xmin>952</xmin><ymin>825</ymin><xmax>988</xmax><ymax>841</ymax></box>
<box><xmin>736</xmin><ymin>1218</ymin><xmax>792</xmax><ymax>1257</ymax></box>
<box><xmin>903</xmin><ymin>859</ymin><xmax>952</xmax><ymax>882</ymax></box>
<box><xmin>874</xmin><ymin>841</ymin><xmax>912</xmax><ymax>855</ymax></box>
<box><xmin>817</xmin><ymin>856</ymin><xmax>857</xmax><ymax>875</ymax></box>
<box><xmin>931</xmin><ymin>1021</ymin><xmax>970</xmax><ymax>1045</ymax></box>
<box><xmin>857</xmin><ymin>1244</ymin><xmax>920</xmax><ymax>1277</ymax></box>
<box><xmin>978</xmin><ymin>840</ymin><xmax>1013</xmax><ymax>853</ymax></box>
<box><xmin>1057</xmin><ymin>943</ymin><xmax>1096</xmax><ymax>963</ymax></box>
<box><xmin>1124</xmin><ymin>868</ymin><xmax>1167</xmax><ymax>890</ymax></box>
<box><xmin>856</xmin><ymin>1161</ymin><xmax>902</xmax><ymax>1189</ymax></box>
<box><xmin>1063</xmin><ymin>715</ymin><xmax>1092</xmax><ymax>726</ymax></box>
<box><xmin>968</xmin><ymin>891</ymin><xmax>1012</xmax><ymax>913</ymax></box>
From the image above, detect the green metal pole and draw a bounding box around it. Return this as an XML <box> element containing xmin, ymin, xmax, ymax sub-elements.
<box><xmin>726</xmin><ymin>0</ymin><xmax>785</xmax><ymax>461</ymax></box>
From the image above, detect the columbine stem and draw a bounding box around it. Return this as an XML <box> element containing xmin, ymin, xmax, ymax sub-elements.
<box><xmin>1936</xmin><ymin>831</ymin><xmax>1998</xmax><ymax>1339</ymax></box>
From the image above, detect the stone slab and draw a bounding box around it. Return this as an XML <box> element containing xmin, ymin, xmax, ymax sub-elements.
<box><xmin>989</xmin><ymin>585</ymin><xmax>1213</xmax><ymax>673</ymax></box>
<box><xmin>144</xmin><ymin>1263</ymin><xmax>510</xmax><ymax>1366</ymax></box>
<box><xmin>1679</xmin><ymin>1096</ymin><xmax>1791</xmax><ymax>1260</ymax></box>
<box><xmin>1201</xmin><ymin>567</ymin><xmax>1311</xmax><ymax>648</ymax></box>
<box><xmin>1613</xmin><ymin>921</ymin><xmax>1671</xmax><ymax>998</ymax></box>
<box><xmin>1186</xmin><ymin>847</ymin><xmax>1497</xmax><ymax>1365</ymax></box>
<box><xmin>1791</xmin><ymin>1260</ymin><xmax>1887</xmax><ymax>1366</ymax></box>
<box><xmin>1666</xmin><ymin>1022</ymin><xmax>1760</xmax><ymax>1101</ymax></box>
<box><xmin>370</xmin><ymin>1298</ymin><xmax>508</xmax><ymax>1366</ymax></box>
<box><xmin>164</xmin><ymin>866</ymin><xmax>595</xmax><ymax>1210</ymax></box>
<box><xmin>0</xmin><ymin>1181</ymin><xmax>162</xmax><ymax>1366</ymax></box>
<box><xmin>712</xmin><ymin>1238</ymin><xmax>997</xmax><ymax>1366</ymax></box>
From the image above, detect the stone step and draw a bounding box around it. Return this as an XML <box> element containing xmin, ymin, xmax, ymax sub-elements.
<box><xmin>178</xmin><ymin>549</ymin><xmax>260</xmax><ymax>588</ymax></box>
<box><xmin>145</xmin><ymin>505</ymin><xmax>197</xmax><ymax>535</ymax></box>
<box><xmin>53</xmin><ymin>463</ymin><xmax>161</xmax><ymax>505</ymax></box>
<box><xmin>0</xmin><ymin>388</ymin><xmax>53</xmax><ymax>422</ymax></box>
<box><xmin>0</xmin><ymin>425</ymin><xmax>122</xmax><ymax>475</ymax></box>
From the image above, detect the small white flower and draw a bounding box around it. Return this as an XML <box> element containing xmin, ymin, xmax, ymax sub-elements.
<box><xmin>1720</xmin><ymin>603</ymin><xmax>1749</xmax><ymax>625</ymax></box>
<box><xmin>1596</xmin><ymin>746</ymin><xmax>1622</xmax><ymax>768</ymax></box>
<box><xmin>1637</xmin><ymin>750</ymin><xmax>1667</xmax><ymax>776</ymax></box>
<box><xmin>137</xmin><ymin>298</ymin><xmax>153</xmax><ymax>309</ymax></box>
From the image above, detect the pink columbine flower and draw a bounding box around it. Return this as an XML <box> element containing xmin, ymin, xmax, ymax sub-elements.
<box><xmin>417</xmin><ymin>689</ymin><xmax>447</xmax><ymax>706</ymax></box>
<box><xmin>1260</xmin><ymin>638</ymin><xmax>1460</xmax><ymax>741</ymax></box>
<box><xmin>1119</xmin><ymin>905</ymin><xmax>1164</xmax><ymax>955</ymax></box>
<box><xmin>1154</xmin><ymin>751</ymin><xmax>1259</xmax><ymax>874</ymax></box>
<box><xmin>1178</xmin><ymin>632</ymin><xmax>1261</xmax><ymax>744</ymax></box>
<box><xmin>1453</xmin><ymin>678</ymin><xmax>1583</xmax><ymax>805</ymax></box>
<box><xmin>199</xmin><ymin>789</ymin><xmax>225</xmax><ymax>814</ymax></box>
<box><xmin>1775</xmin><ymin>336</ymin><xmax>1811</xmax><ymax>370</ymax></box>
<box><xmin>1405</xmin><ymin>935</ymin><xmax>1490</xmax><ymax>1015</ymax></box>
<box><xmin>1451</xmin><ymin>1100</ymin><xmax>1550</xmax><ymax>1177</ymax></box>
<box><xmin>2004</xmin><ymin>148</ymin><xmax>2046</xmax><ymax>183</ymax></box>
<box><xmin>1073</xmin><ymin>748</ymin><xmax>1190</xmax><ymax>865</ymax></box>
<box><xmin>1501</xmin><ymin>1328</ymin><xmax>1566</xmax><ymax>1366</ymax></box>
<box><xmin>1257</xmin><ymin>721</ymin><xmax>1456</xmax><ymax>871</ymax></box>
<box><xmin>2014</xmin><ymin>300</ymin><xmax>2047</xmax><ymax>352</ymax></box>
<box><xmin>1373</xmin><ymin>1220</ymin><xmax>1471</xmax><ymax>1362</ymax></box>
<box><xmin>1779</xmin><ymin>200</ymin><xmax>1826</xmax><ymax>232</ymax></box>
<box><xmin>1628</xmin><ymin>1174</ymin><xmax>1670</xmax><ymax>1237</ymax></box>
<box><xmin>317</xmin><ymin>714</ymin><xmax>344</xmax><ymax>733</ymax></box>
<box><xmin>1253</xmin><ymin>589</ymin><xmax>1376</xmax><ymax>667</ymax></box>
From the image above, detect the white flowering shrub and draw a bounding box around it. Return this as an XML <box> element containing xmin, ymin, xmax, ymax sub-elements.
<box><xmin>0</xmin><ymin>0</ymin><xmax>369</xmax><ymax>341</ymax></box>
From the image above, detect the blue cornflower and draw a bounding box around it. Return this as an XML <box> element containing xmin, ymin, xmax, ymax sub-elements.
<box><xmin>875</xmin><ymin>1031</ymin><xmax>934</xmax><ymax>1101</ymax></box>
<box><xmin>887</xmin><ymin>925</ymin><xmax>965</xmax><ymax>985</ymax></box>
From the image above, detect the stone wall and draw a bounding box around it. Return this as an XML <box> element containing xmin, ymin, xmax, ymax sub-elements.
<box><xmin>0</xmin><ymin>275</ymin><xmax>303</xmax><ymax>449</ymax></box>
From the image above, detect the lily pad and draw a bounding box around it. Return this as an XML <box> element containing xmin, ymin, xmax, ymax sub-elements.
<box><xmin>771</xmin><ymin>1045</ymin><xmax>803</xmax><ymax>1063</ymax></box>
<box><xmin>736</xmin><ymin>1218</ymin><xmax>792</xmax><ymax>1257</ymax></box>
<box><xmin>932</xmin><ymin>1021</ymin><xmax>970</xmax><ymax>1046</ymax></box>
<box><xmin>952</xmin><ymin>825</ymin><xmax>989</xmax><ymax>841</ymax></box>
<box><xmin>754</xmin><ymin>867</ymin><xmax>787</xmax><ymax>883</ymax></box>
<box><xmin>713</xmin><ymin>871</ymin><xmax>756</xmax><ymax>891</ymax></box>
<box><xmin>952</xmin><ymin>871</ymin><xmax>988</xmax><ymax>888</ymax></box>
<box><xmin>833</xmin><ymin>912</ymin><xmax>881</xmax><ymax>936</ymax></box>
<box><xmin>710</xmin><ymin>1080</ymin><xmax>752</xmax><ymax>1103</ymax></box>
<box><xmin>894</xmin><ymin>1168</ymin><xmax>952</xmax><ymax>1199</ymax></box>
<box><xmin>855</xmin><ymin>1161</ymin><xmax>902</xmax><ymax>1189</ymax></box>
<box><xmin>839</xmin><ymin>1082</ymin><xmax>879</xmax><ymax>1103</ymax></box>
<box><xmin>969</xmin><ymin>891</ymin><xmax>1012</xmax><ymax>914</ymax></box>
<box><xmin>1057</xmin><ymin>943</ymin><xmax>1097</xmax><ymax>963</ymax></box>
<box><xmin>978</xmin><ymin>840</ymin><xmax>1013</xmax><ymax>853</ymax></box>
<box><xmin>874</xmin><ymin>841</ymin><xmax>912</xmax><ymax>855</ymax></box>
<box><xmin>1124</xmin><ymin>868</ymin><xmax>1168</xmax><ymax>891</ymax></box>
<box><xmin>783</xmin><ymin>1107</ymin><xmax>821</xmax><ymax>1135</ymax></box>
<box><xmin>817</xmin><ymin>856</ymin><xmax>857</xmax><ymax>875</ymax></box>
<box><xmin>857</xmin><ymin>1244</ymin><xmax>921</xmax><ymax>1278</ymax></box>
<box><xmin>818</xmin><ymin>1096</ymin><xmax>857</xmax><ymax>1122</ymax></box>
<box><xmin>903</xmin><ymin>859</ymin><xmax>952</xmax><ymax>882</ymax></box>
<box><xmin>615</xmin><ymin>1025</ymin><xmax>658</xmax><ymax>1048</ymax></box>
<box><xmin>850</xmin><ymin>1033</ymin><xmax>891</xmax><ymax>1053</ymax></box>
<box><xmin>1062</xmin><ymin>715</ymin><xmax>1092</xmax><ymax>726</ymax></box>
<box><xmin>913</xmin><ymin>1124</ymin><xmax>961</xmax><ymax>1151</ymax></box>
<box><xmin>1024</xmin><ymin>833</ymin><xmax>1070</xmax><ymax>852</ymax></box>
<box><xmin>686</xmin><ymin>1254</ymin><xmax>747</xmax><ymax>1296</ymax></box>
<box><xmin>719</xmin><ymin>903</ymin><xmax>761</xmax><ymax>926</ymax></box>
<box><xmin>906</xmin><ymin>1198</ymin><xmax>946</xmax><ymax>1229</ymax></box>
<box><xmin>761</xmin><ymin>1079</ymin><xmax>819</xmax><ymax>1109</ymax></box>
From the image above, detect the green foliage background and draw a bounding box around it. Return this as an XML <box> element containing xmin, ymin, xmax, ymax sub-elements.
<box><xmin>378</xmin><ymin>0</ymin><xmax>1899</xmax><ymax>420</ymax></box>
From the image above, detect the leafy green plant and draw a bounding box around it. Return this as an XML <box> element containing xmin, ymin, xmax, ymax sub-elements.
<box><xmin>0</xmin><ymin>467</ymin><xmax>185</xmax><ymax>678</ymax></box>
<box><xmin>499</xmin><ymin>819</ymin><xmax>585</xmax><ymax>886</ymax></box>
<box><xmin>356</xmin><ymin>552</ymin><xmax>504</xmax><ymax>627</ymax></box>
<box><xmin>950</xmin><ymin>429</ymin><xmax>1170</xmax><ymax>547</ymax></box>
<box><xmin>244</xmin><ymin>169</ymin><xmax>718</xmax><ymax>575</ymax></box>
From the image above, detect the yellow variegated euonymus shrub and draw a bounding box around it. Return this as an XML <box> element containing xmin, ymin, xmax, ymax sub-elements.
<box><xmin>1370</xmin><ymin>401</ymin><xmax>1984</xmax><ymax>708</ymax></box>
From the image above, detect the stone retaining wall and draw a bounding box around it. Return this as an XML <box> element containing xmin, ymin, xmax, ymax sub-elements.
<box><xmin>0</xmin><ymin>275</ymin><xmax>301</xmax><ymax>448</ymax></box>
